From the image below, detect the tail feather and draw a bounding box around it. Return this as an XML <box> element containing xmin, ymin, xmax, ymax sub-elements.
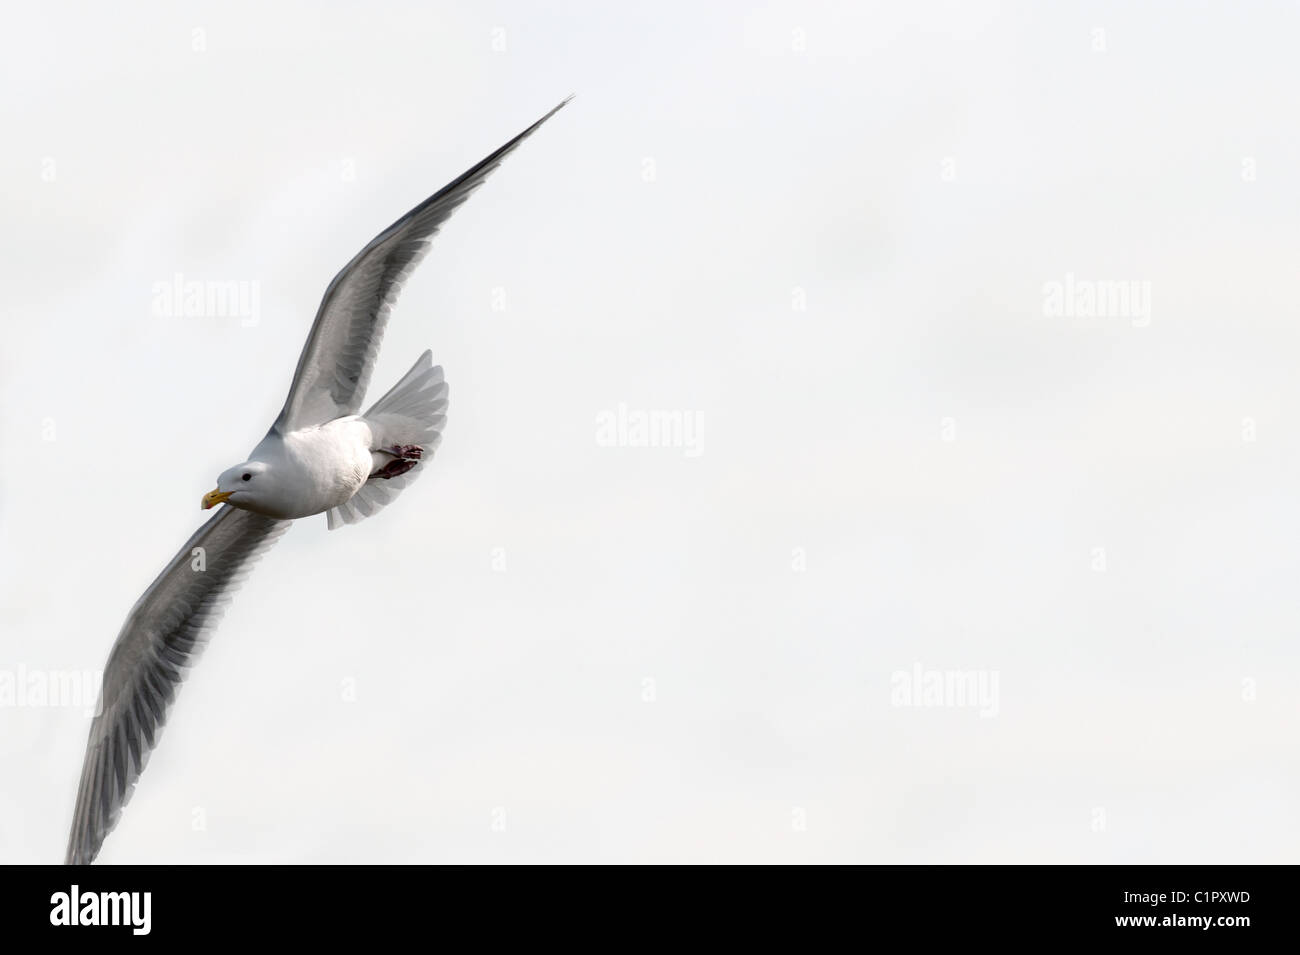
<box><xmin>325</xmin><ymin>350</ymin><xmax>448</xmax><ymax>529</ymax></box>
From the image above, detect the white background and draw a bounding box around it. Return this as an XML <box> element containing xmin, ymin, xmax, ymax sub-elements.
<box><xmin>2</xmin><ymin>1</ymin><xmax>1298</xmax><ymax>863</ymax></box>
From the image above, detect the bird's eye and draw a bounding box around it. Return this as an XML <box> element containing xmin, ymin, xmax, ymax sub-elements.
<box><xmin>242</xmin><ymin>473</ymin><xmax>252</xmax><ymax>482</ymax></box>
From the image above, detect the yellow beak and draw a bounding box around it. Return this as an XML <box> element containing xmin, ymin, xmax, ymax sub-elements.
<box><xmin>202</xmin><ymin>488</ymin><xmax>233</xmax><ymax>510</ymax></box>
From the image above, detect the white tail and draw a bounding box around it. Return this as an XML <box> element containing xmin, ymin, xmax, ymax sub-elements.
<box><xmin>325</xmin><ymin>350</ymin><xmax>448</xmax><ymax>529</ymax></box>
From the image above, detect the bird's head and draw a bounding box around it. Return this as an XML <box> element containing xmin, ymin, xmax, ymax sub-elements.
<box><xmin>202</xmin><ymin>460</ymin><xmax>272</xmax><ymax>512</ymax></box>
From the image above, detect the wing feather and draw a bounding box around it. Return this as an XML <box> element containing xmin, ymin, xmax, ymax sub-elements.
<box><xmin>65</xmin><ymin>506</ymin><xmax>291</xmax><ymax>865</ymax></box>
<box><xmin>273</xmin><ymin>97</ymin><xmax>570</xmax><ymax>431</ymax></box>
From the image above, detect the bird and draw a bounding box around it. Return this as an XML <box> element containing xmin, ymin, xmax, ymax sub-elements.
<box><xmin>64</xmin><ymin>98</ymin><xmax>571</xmax><ymax>865</ymax></box>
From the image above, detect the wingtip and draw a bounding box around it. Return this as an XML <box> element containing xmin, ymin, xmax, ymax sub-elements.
<box><xmin>64</xmin><ymin>829</ymin><xmax>97</xmax><ymax>865</ymax></box>
<box><xmin>536</xmin><ymin>95</ymin><xmax>574</xmax><ymax>126</ymax></box>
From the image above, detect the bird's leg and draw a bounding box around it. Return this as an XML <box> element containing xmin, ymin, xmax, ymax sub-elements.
<box><xmin>376</xmin><ymin>444</ymin><xmax>423</xmax><ymax>460</ymax></box>
<box><xmin>371</xmin><ymin>458</ymin><xmax>418</xmax><ymax>480</ymax></box>
<box><xmin>370</xmin><ymin>445</ymin><xmax>423</xmax><ymax>480</ymax></box>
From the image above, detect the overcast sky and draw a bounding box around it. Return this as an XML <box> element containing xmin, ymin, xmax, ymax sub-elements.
<box><xmin>3</xmin><ymin>1</ymin><xmax>1299</xmax><ymax>863</ymax></box>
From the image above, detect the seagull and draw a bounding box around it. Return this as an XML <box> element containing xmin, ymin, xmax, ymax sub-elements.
<box><xmin>64</xmin><ymin>98</ymin><xmax>570</xmax><ymax>865</ymax></box>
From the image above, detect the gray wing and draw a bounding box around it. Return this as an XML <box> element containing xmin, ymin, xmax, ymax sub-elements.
<box><xmin>66</xmin><ymin>506</ymin><xmax>291</xmax><ymax>865</ymax></box>
<box><xmin>273</xmin><ymin>97</ymin><xmax>571</xmax><ymax>432</ymax></box>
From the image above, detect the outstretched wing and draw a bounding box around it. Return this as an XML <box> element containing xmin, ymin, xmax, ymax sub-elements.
<box><xmin>66</xmin><ymin>506</ymin><xmax>291</xmax><ymax>865</ymax></box>
<box><xmin>273</xmin><ymin>97</ymin><xmax>571</xmax><ymax>432</ymax></box>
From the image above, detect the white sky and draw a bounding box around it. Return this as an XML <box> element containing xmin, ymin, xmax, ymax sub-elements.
<box><xmin>2</xmin><ymin>1</ymin><xmax>1299</xmax><ymax>862</ymax></box>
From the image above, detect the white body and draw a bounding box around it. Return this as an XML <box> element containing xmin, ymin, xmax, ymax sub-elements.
<box><xmin>242</xmin><ymin>419</ymin><xmax>375</xmax><ymax>520</ymax></box>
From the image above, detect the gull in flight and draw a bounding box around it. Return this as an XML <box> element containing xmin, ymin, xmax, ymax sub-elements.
<box><xmin>65</xmin><ymin>98</ymin><xmax>570</xmax><ymax>865</ymax></box>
